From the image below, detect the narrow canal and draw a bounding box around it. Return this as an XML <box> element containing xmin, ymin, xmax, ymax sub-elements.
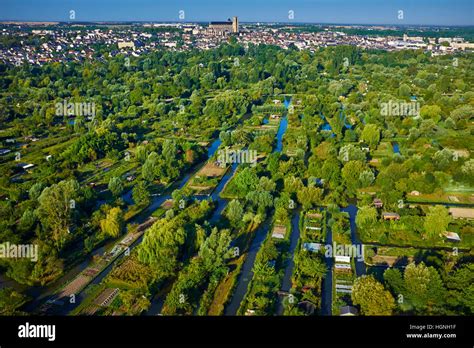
<box><xmin>341</xmin><ymin>205</ymin><xmax>366</xmax><ymax>277</ymax></box>
<box><xmin>276</xmin><ymin>209</ymin><xmax>301</xmax><ymax>315</ymax></box>
<box><xmin>320</xmin><ymin>211</ymin><xmax>333</xmax><ymax>316</ymax></box>
<box><xmin>224</xmin><ymin>215</ymin><xmax>273</xmax><ymax>315</ymax></box>
<box><xmin>146</xmin><ymin>147</ymin><xmax>238</xmax><ymax>315</ymax></box>
<box><xmin>225</xmin><ymin>102</ymin><xmax>290</xmax><ymax>315</ymax></box>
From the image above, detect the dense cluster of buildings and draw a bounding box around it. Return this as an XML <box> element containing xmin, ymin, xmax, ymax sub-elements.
<box><xmin>1</xmin><ymin>17</ymin><xmax>473</xmax><ymax>66</ymax></box>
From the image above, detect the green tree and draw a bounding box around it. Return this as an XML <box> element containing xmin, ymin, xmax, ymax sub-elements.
<box><xmin>172</xmin><ymin>189</ymin><xmax>189</xmax><ymax>209</ymax></box>
<box><xmin>231</xmin><ymin>167</ymin><xmax>259</xmax><ymax>197</ymax></box>
<box><xmin>138</xmin><ymin>216</ymin><xmax>187</xmax><ymax>277</ymax></box>
<box><xmin>403</xmin><ymin>262</ymin><xmax>446</xmax><ymax>314</ymax></box>
<box><xmin>450</xmin><ymin>105</ymin><xmax>474</xmax><ymax>123</ymax></box>
<box><xmin>423</xmin><ymin>205</ymin><xmax>450</xmax><ymax>240</ymax></box>
<box><xmin>142</xmin><ymin>152</ymin><xmax>158</xmax><ymax>182</ymax></box>
<box><xmin>132</xmin><ymin>180</ymin><xmax>150</xmax><ymax>206</ymax></box>
<box><xmin>398</xmin><ymin>83</ymin><xmax>411</xmax><ymax>98</ymax></box>
<box><xmin>258</xmin><ymin>176</ymin><xmax>276</xmax><ymax>192</ymax></box>
<box><xmin>294</xmin><ymin>253</ymin><xmax>326</xmax><ymax>280</ymax></box>
<box><xmin>246</xmin><ymin>191</ymin><xmax>274</xmax><ymax>213</ymax></box>
<box><xmin>198</xmin><ymin>228</ymin><xmax>232</xmax><ymax>273</ymax></box>
<box><xmin>420</xmin><ymin>105</ymin><xmax>442</xmax><ymax>122</ymax></box>
<box><xmin>339</xmin><ymin>144</ymin><xmax>366</xmax><ymax>162</ymax></box>
<box><xmin>296</xmin><ymin>186</ymin><xmax>323</xmax><ymax>210</ymax></box>
<box><xmin>100</xmin><ymin>206</ymin><xmax>124</xmax><ymax>238</ymax></box>
<box><xmin>433</xmin><ymin>149</ymin><xmax>454</xmax><ymax>170</ymax></box>
<box><xmin>445</xmin><ymin>263</ymin><xmax>474</xmax><ymax>315</ymax></box>
<box><xmin>135</xmin><ymin>145</ymin><xmax>147</xmax><ymax>163</ymax></box>
<box><xmin>358</xmin><ymin>170</ymin><xmax>375</xmax><ymax>188</ymax></box>
<box><xmin>361</xmin><ymin>124</ymin><xmax>380</xmax><ymax>147</ymax></box>
<box><xmin>383</xmin><ymin>268</ymin><xmax>405</xmax><ymax>296</ymax></box>
<box><xmin>108</xmin><ymin>176</ymin><xmax>123</xmax><ymax>198</ymax></box>
<box><xmin>341</xmin><ymin>160</ymin><xmax>366</xmax><ymax>193</ymax></box>
<box><xmin>284</xmin><ymin>176</ymin><xmax>304</xmax><ymax>195</ymax></box>
<box><xmin>37</xmin><ymin>179</ymin><xmax>80</xmax><ymax>250</ymax></box>
<box><xmin>460</xmin><ymin>159</ymin><xmax>474</xmax><ymax>185</ymax></box>
<box><xmin>28</xmin><ymin>182</ymin><xmax>44</xmax><ymax>201</ymax></box>
<box><xmin>225</xmin><ymin>199</ymin><xmax>243</xmax><ymax>226</ymax></box>
<box><xmin>356</xmin><ymin>206</ymin><xmax>378</xmax><ymax>228</ymax></box>
<box><xmin>0</xmin><ymin>288</ymin><xmax>28</xmax><ymax>315</ymax></box>
<box><xmin>351</xmin><ymin>275</ymin><xmax>395</xmax><ymax>315</ymax></box>
<box><xmin>18</xmin><ymin>209</ymin><xmax>36</xmax><ymax>232</ymax></box>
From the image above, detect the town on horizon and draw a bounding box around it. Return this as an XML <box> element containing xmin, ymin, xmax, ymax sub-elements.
<box><xmin>2</xmin><ymin>15</ymin><xmax>474</xmax><ymax>67</ymax></box>
<box><xmin>1</xmin><ymin>20</ymin><xmax>473</xmax><ymax>28</ymax></box>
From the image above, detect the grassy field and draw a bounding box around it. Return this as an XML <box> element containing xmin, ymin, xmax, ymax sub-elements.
<box><xmin>187</xmin><ymin>161</ymin><xmax>228</xmax><ymax>195</ymax></box>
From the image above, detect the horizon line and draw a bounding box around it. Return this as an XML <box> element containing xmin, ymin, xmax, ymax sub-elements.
<box><xmin>1</xmin><ymin>20</ymin><xmax>474</xmax><ymax>28</ymax></box>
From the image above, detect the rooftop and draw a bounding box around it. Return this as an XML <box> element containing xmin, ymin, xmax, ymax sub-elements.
<box><xmin>449</xmin><ymin>207</ymin><xmax>474</xmax><ymax>219</ymax></box>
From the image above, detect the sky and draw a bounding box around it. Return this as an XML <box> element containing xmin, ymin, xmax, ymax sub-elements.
<box><xmin>0</xmin><ymin>0</ymin><xmax>473</xmax><ymax>26</ymax></box>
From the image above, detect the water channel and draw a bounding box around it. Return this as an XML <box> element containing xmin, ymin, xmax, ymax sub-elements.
<box><xmin>225</xmin><ymin>99</ymin><xmax>290</xmax><ymax>315</ymax></box>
